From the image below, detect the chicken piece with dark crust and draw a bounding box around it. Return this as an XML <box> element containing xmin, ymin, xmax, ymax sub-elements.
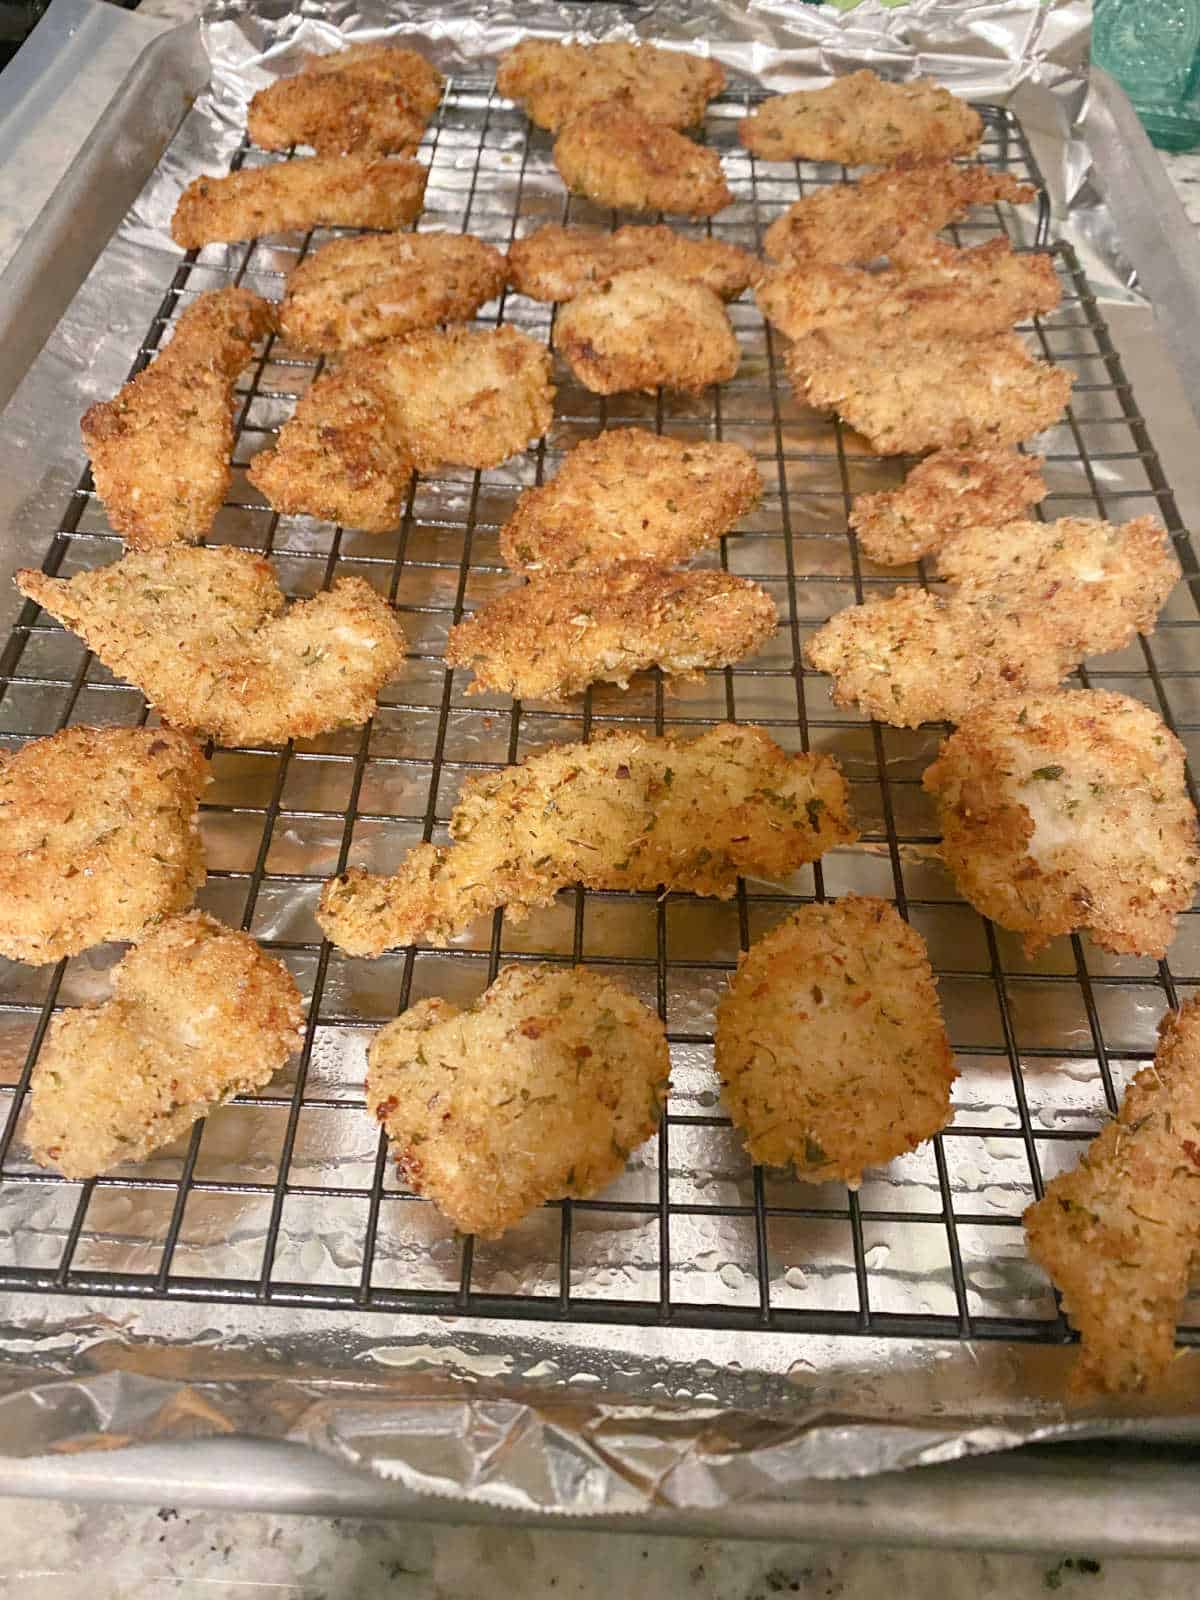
<box><xmin>555</xmin><ymin>269</ymin><xmax>739</xmax><ymax>395</ymax></box>
<box><xmin>247</xmin><ymin>74</ymin><xmax>426</xmax><ymax>157</ymax></box>
<box><xmin>301</xmin><ymin>42</ymin><xmax>444</xmax><ymax>119</ymax></box>
<box><xmin>850</xmin><ymin>448</ymin><xmax>1046</xmax><ymax>567</ymax></box>
<box><xmin>507</xmin><ymin>223</ymin><xmax>757</xmax><ymax>303</ymax></box>
<box><xmin>497</xmin><ymin>37</ymin><xmax>724</xmax><ymax>131</ymax></box>
<box><xmin>740</xmin><ymin>70</ymin><xmax>982</xmax><ymax>164</ymax></box>
<box><xmin>554</xmin><ymin>106</ymin><xmax>732</xmax><ymax>217</ymax></box>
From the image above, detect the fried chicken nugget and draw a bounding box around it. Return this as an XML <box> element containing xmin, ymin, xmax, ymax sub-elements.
<box><xmin>280</xmin><ymin>231</ymin><xmax>507</xmax><ymax>352</ymax></box>
<box><xmin>0</xmin><ymin>727</ymin><xmax>207</xmax><ymax>966</ymax></box>
<box><xmin>497</xmin><ymin>38</ymin><xmax>724</xmax><ymax>132</ymax></box>
<box><xmin>171</xmin><ymin>155</ymin><xmax>428</xmax><ymax>248</ymax></box>
<box><xmin>247</xmin><ymin>75</ymin><xmax>426</xmax><ymax>157</ymax></box>
<box><xmin>924</xmin><ymin>690</ymin><xmax>1199</xmax><ymax>957</ymax></box>
<box><xmin>763</xmin><ymin>159</ymin><xmax>1035</xmax><ymax>267</ymax></box>
<box><xmin>850</xmin><ymin>448</ymin><xmax>1046</xmax><ymax>567</ymax></box>
<box><xmin>302</xmin><ymin>43</ymin><xmax>444</xmax><ymax>120</ymax></box>
<box><xmin>806</xmin><ymin>516</ymin><xmax>1181</xmax><ymax>728</ymax></box>
<box><xmin>368</xmin><ymin>963</ymin><xmax>669</xmax><ymax>1236</ymax></box>
<box><xmin>25</xmin><ymin>911</ymin><xmax>302</xmax><ymax>1180</ymax></box>
<box><xmin>740</xmin><ymin>70</ymin><xmax>982</xmax><ymax>164</ymax></box>
<box><xmin>446</xmin><ymin>562</ymin><xmax>777</xmax><ymax>701</ymax></box>
<box><xmin>499</xmin><ymin>429</ymin><xmax>762</xmax><ymax>575</ymax></box>
<box><xmin>555</xmin><ymin>269</ymin><xmax>739</xmax><ymax>395</ymax></box>
<box><xmin>788</xmin><ymin>329</ymin><xmax>1073</xmax><ymax>455</ymax></box>
<box><xmin>554</xmin><ymin>106</ymin><xmax>732</xmax><ymax>218</ymax></box>
<box><xmin>81</xmin><ymin>287</ymin><xmax>275</xmax><ymax>551</ymax></box>
<box><xmin>507</xmin><ymin>223</ymin><xmax>757</xmax><ymax>303</ymax></box>
<box><xmin>716</xmin><ymin>897</ymin><xmax>956</xmax><ymax>1186</ymax></box>
<box><xmin>757</xmin><ymin>239</ymin><xmax>1060</xmax><ymax>343</ymax></box>
<box><xmin>17</xmin><ymin>546</ymin><xmax>406</xmax><ymax>747</ymax></box>
<box><xmin>1025</xmin><ymin>999</ymin><xmax>1200</xmax><ymax>1397</ymax></box>
<box><xmin>318</xmin><ymin>723</ymin><xmax>857</xmax><ymax>955</ymax></box>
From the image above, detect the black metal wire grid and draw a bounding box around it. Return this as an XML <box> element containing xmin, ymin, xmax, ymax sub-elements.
<box><xmin>0</xmin><ymin>80</ymin><xmax>1196</xmax><ymax>1350</ymax></box>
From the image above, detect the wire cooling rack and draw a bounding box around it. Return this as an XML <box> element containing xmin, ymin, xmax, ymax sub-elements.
<box><xmin>0</xmin><ymin>81</ymin><xmax>1196</xmax><ymax>1350</ymax></box>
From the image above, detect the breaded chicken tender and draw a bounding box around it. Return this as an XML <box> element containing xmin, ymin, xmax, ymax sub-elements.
<box><xmin>716</xmin><ymin>897</ymin><xmax>956</xmax><ymax>1185</ymax></box>
<box><xmin>171</xmin><ymin>155</ymin><xmax>428</xmax><ymax>248</ymax></box>
<box><xmin>318</xmin><ymin>723</ymin><xmax>856</xmax><ymax>955</ymax></box>
<box><xmin>507</xmin><ymin>223</ymin><xmax>757</xmax><ymax>303</ymax></box>
<box><xmin>806</xmin><ymin>516</ymin><xmax>1181</xmax><ymax>728</ymax></box>
<box><xmin>17</xmin><ymin>546</ymin><xmax>406</xmax><ymax>746</ymax></box>
<box><xmin>788</xmin><ymin>329</ymin><xmax>1073</xmax><ymax>455</ymax></box>
<box><xmin>554</xmin><ymin>106</ymin><xmax>732</xmax><ymax>218</ymax></box>
<box><xmin>763</xmin><ymin>159</ymin><xmax>1035</xmax><ymax>267</ymax></box>
<box><xmin>1025</xmin><ymin>999</ymin><xmax>1200</xmax><ymax>1397</ymax></box>
<box><xmin>280</xmin><ymin>231</ymin><xmax>507</xmax><ymax>352</ymax></box>
<box><xmin>247</xmin><ymin>74</ymin><xmax>426</xmax><ymax>157</ymax></box>
<box><xmin>0</xmin><ymin>727</ymin><xmax>207</xmax><ymax>965</ymax></box>
<box><xmin>368</xmin><ymin>963</ymin><xmax>669</xmax><ymax>1236</ymax></box>
<box><xmin>247</xmin><ymin>361</ymin><xmax>413</xmax><ymax>533</ymax></box>
<box><xmin>924</xmin><ymin>690</ymin><xmax>1199</xmax><ymax>957</ymax></box>
<box><xmin>757</xmin><ymin>239</ymin><xmax>1060</xmax><ymax>342</ymax></box>
<box><xmin>555</xmin><ymin>269</ymin><xmax>739</xmax><ymax>395</ymax></box>
<box><xmin>25</xmin><ymin>911</ymin><xmax>302</xmax><ymax>1179</ymax></box>
<box><xmin>81</xmin><ymin>287</ymin><xmax>275</xmax><ymax>550</ymax></box>
<box><xmin>500</xmin><ymin>429</ymin><xmax>761</xmax><ymax>575</ymax></box>
<box><xmin>302</xmin><ymin>43</ymin><xmax>444</xmax><ymax>120</ymax></box>
<box><xmin>446</xmin><ymin>563</ymin><xmax>777</xmax><ymax>700</ymax></box>
<box><xmin>740</xmin><ymin>70</ymin><xmax>982</xmax><ymax>164</ymax></box>
<box><xmin>850</xmin><ymin>448</ymin><xmax>1046</xmax><ymax>567</ymax></box>
<box><xmin>497</xmin><ymin>38</ymin><xmax>724</xmax><ymax>132</ymax></box>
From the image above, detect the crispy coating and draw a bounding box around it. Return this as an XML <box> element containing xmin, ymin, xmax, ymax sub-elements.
<box><xmin>0</xmin><ymin>727</ymin><xmax>207</xmax><ymax>966</ymax></box>
<box><xmin>788</xmin><ymin>329</ymin><xmax>1073</xmax><ymax>455</ymax></box>
<box><xmin>555</xmin><ymin>269</ymin><xmax>739</xmax><ymax>395</ymax></box>
<box><xmin>81</xmin><ymin>287</ymin><xmax>275</xmax><ymax>550</ymax></box>
<box><xmin>171</xmin><ymin>155</ymin><xmax>428</xmax><ymax>248</ymax></box>
<box><xmin>446</xmin><ymin>562</ymin><xmax>777</xmax><ymax>701</ymax></box>
<box><xmin>246</xmin><ymin>361</ymin><xmax>413</xmax><ymax>533</ymax></box>
<box><xmin>924</xmin><ymin>690</ymin><xmax>1199</xmax><ymax>957</ymax></box>
<box><xmin>757</xmin><ymin>239</ymin><xmax>1060</xmax><ymax>342</ymax></box>
<box><xmin>497</xmin><ymin>38</ymin><xmax>724</xmax><ymax>132</ymax></box>
<box><xmin>301</xmin><ymin>43</ymin><xmax>444</xmax><ymax>119</ymax></box>
<box><xmin>280</xmin><ymin>231</ymin><xmax>507</xmax><ymax>352</ymax></box>
<box><xmin>25</xmin><ymin>911</ymin><xmax>303</xmax><ymax>1180</ymax></box>
<box><xmin>740</xmin><ymin>70</ymin><xmax>982</xmax><ymax>164</ymax></box>
<box><xmin>553</xmin><ymin>106</ymin><xmax>732</xmax><ymax>218</ymax></box>
<box><xmin>17</xmin><ymin>546</ymin><xmax>407</xmax><ymax>747</ymax></box>
<box><xmin>368</xmin><ymin>963</ymin><xmax>669</xmax><ymax>1236</ymax></box>
<box><xmin>806</xmin><ymin>516</ymin><xmax>1181</xmax><ymax>728</ymax></box>
<box><xmin>247</xmin><ymin>74</ymin><xmax>426</xmax><ymax>157</ymax></box>
<box><xmin>318</xmin><ymin>723</ymin><xmax>857</xmax><ymax>955</ymax></box>
<box><xmin>763</xmin><ymin>159</ymin><xmax>1035</xmax><ymax>267</ymax></box>
<box><xmin>1025</xmin><ymin>999</ymin><xmax>1200</xmax><ymax>1397</ymax></box>
<box><xmin>716</xmin><ymin>897</ymin><xmax>956</xmax><ymax>1186</ymax></box>
<box><xmin>499</xmin><ymin>429</ymin><xmax>762</xmax><ymax>575</ymax></box>
<box><xmin>850</xmin><ymin>448</ymin><xmax>1046</xmax><ymax>567</ymax></box>
<box><xmin>507</xmin><ymin>223</ymin><xmax>757</xmax><ymax>303</ymax></box>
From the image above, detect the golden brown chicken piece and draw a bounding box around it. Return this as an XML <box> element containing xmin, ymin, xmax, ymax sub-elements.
<box><xmin>850</xmin><ymin>448</ymin><xmax>1046</xmax><ymax>567</ymax></box>
<box><xmin>301</xmin><ymin>42</ymin><xmax>444</xmax><ymax>119</ymax></box>
<box><xmin>555</xmin><ymin>269</ymin><xmax>739</xmax><ymax>394</ymax></box>
<box><xmin>318</xmin><ymin>723</ymin><xmax>857</xmax><ymax>955</ymax></box>
<box><xmin>554</xmin><ymin>106</ymin><xmax>732</xmax><ymax>217</ymax></box>
<box><xmin>497</xmin><ymin>37</ymin><xmax>724</xmax><ymax>131</ymax></box>
<box><xmin>247</xmin><ymin>74</ymin><xmax>426</xmax><ymax>157</ymax></box>
<box><xmin>507</xmin><ymin>223</ymin><xmax>758</xmax><ymax>303</ymax></box>
<box><xmin>740</xmin><ymin>70</ymin><xmax>982</xmax><ymax>164</ymax></box>
<box><xmin>81</xmin><ymin>287</ymin><xmax>275</xmax><ymax>549</ymax></box>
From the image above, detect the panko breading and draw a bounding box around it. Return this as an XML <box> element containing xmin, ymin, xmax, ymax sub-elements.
<box><xmin>507</xmin><ymin>223</ymin><xmax>757</xmax><ymax>303</ymax></box>
<box><xmin>788</xmin><ymin>329</ymin><xmax>1073</xmax><ymax>455</ymax></box>
<box><xmin>171</xmin><ymin>155</ymin><xmax>428</xmax><ymax>248</ymax></box>
<box><xmin>0</xmin><ymin>727</ymin><xmax>207</xmax><ymax>966</ymax></box>
<box><xmin>553</xmin><ymin>106</ymin><xmax>732</xmax><ymax>218</ymax></box>
<box><xmin>280</xmin><ymin>231</ymin><xmax>507</xmax><ymax>352</ymax></box>
<box><xmin>25</xmin><ymin>912</ymin><xmax>302</xmax><ymax>1180</ymax></box>
<box><xmin>368</xmin><ymin>963</ymin><xmax>669</xmax><ymax>1236</ymax></box>
<box><xmin>806</xmin><ymin>516</ymin><xmax>1181</xmax><ymax>728</ymax></box>
<box><xmin>497</xmin><ymin>38</ymin><xmax>724</xmax><ymax>132</ymax></box>
<box><xmin>318</xmin><ymin>723</ymin><xmax>857</xmax><ymax>955</ymax></box>
<box><xmin>850</xmin><ymin>448</ymin><xmax>1046</xmax><ymax>567</ymax></box>
<box><xmin>763</xmin><ymin>159</ymin><xmax>1035</xmax><ymax>267</ymax></box>
<box><xmin>81</xmin><ymin>287</ymin><xmax>275</xmax><ymax>550</ymax></box>
<box><xmin>716</xmin><ymin>897</ymin><xmax>956</xmax><ymax>1185</ymax></box>
<box><xmin>247</xmin><ymin>74</ymin><xmax>426</xmax><ymax>157</ymax></box>
<box><xmin>445</xmin><ymin>563</ymin><xmax>777</xmax><ymax>701</ymax></box>
<box><xmin>740</xmin><ymin>70</ymin><xmax>982</xmax><ymax>164</ymax></box>
<box><xmin>555</xmin><ymin>269</ymin><xmax>739</xmax><ymax>395</ymax></box>
<box><xmin>17</xmin><ymin>546</ymin><xmax>407</xmax><ymax>747</ymax></box>
<box><xmin>1025</xmin><ymin>999</ymin><xmax>1200</xmax><ymax>1397</ymax></box>
<box><xmin>923</xmin><ymin>690</ymin><xmax>1199</xmax><ymax>957</ymax></box>
<box><xmin>499</xmin><ymin>430</ymin><xmax>762</xmax><ymax>575</ymax></box>
<box><xmin>246</xmin><ymin>360</ymin><xmax>413</xmax><ymax>533</ymax></box>
<box><xmin>757</xmin><ymin>239</ymin><xmax>1060</xmax><ymax>342</ymax></box>
<box><xmin>301</xmin><ymin>43</ymin><xmax>444</xmax><ymax>120</ymax></box>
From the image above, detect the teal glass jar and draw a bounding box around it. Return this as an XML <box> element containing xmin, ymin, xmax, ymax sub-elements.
<box><xmin>1093</xmin><ymin>0</ymin><xmax>1200</xmax><ymax>151</ymax></box>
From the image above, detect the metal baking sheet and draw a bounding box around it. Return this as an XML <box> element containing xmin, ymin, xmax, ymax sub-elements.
<box><xmin>0</xmin><ymin>0</ymin><xmax>1199</xmax><ymax>1547</ymax></box>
